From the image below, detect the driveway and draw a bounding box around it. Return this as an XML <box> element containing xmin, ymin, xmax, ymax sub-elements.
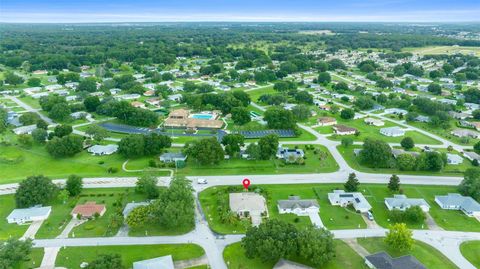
<box><xmin>308</xmin><ymin>213</ymin><xmax>324</xmax><ymax>228</ymax></box>
<box><xmin>21</xmin><ymin>220</ymin><xmax>44</xmax><ymax>239</ymax></box>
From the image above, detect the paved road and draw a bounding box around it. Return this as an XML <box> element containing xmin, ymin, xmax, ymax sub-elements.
<box><xmin>7</xmin><ymin>96</ymin><xmax>55</xmax><ymax>125</ymax></box>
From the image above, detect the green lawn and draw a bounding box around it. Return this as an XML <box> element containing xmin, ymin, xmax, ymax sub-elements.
<box><xmin>55</xmin><ymin>244</ymin><xmax>205</xmax><ymax>268</ymax></box>
<box><xmin>409</xmin><ymin>121</ymin><xmax>478</xmax><ymax>146</ymax></box>
<box><xmin>460</xmin><ymin>241</ymin><xmax>480</xmax><ymax>268</ymax></box>
<box><xmin>17</xmin><ymin>96</ymin><xmax>41</xmax><ymax>109</ymax></box>
<box><xmin>357</xmin><ymin>237</ymin><xmax>458</xmax><ymax>269</ymax></box>
<box><xmin>178</xmin><ymin>144</ymin><xmax>338</xmax><ymax>177</ymax></box>
<box><xmin>0</xmin><ymin>195</ymin><xmax>29</xmax><ymax>240</ymax></box>
<box><xmin>337</xmin><ymin>145</ymin><xmax>472</xmax><ymax>177</ymax></box>
<box><xmin>223</xmin><ymin>240</ymin><xmax>366</xmax><ymax>269</ymax></box>
<box><xmin>16</xmin><ymin>248</ymin><xmax>44</xmax><ymax>269</ymax></box>
<box><xmin>246</xmin><ymin>85</ymin><xmax>275</xmax><ymax>102</ymax></box>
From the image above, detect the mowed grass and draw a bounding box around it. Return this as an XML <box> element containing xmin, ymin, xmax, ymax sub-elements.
<box><xmin>16</xmin><ymin>248</ymin><xmax>44</xmax><ymax>269</ymax></box>
<box><xmin>337</xmin><ymin>145</ymin><xmax>472</xmax><ymax>177</ymax></box>
<box><xmin>460</xmin><ymin>241</ymin><xmax>480</xmax><ymax>268</ymax></box>
<box><xmin>223</xmin><ymin>240</ymin><xmax>366</xmax><ymax>269</ymax></box>
<box><xmin>178</xmin><ymin>144</ymin><xmax>338</xmax><ymax>177</ymax></box>
<box><xmin>0</xmin><ymin>195</ymin><xmax>29</xmax><ymax>240</ymax></box>
<box><xmin>357</xmin><ymin>237</ymin><xmax>458</xmax><ymax>269</ymax></box>
<box><xmin>403</xmin><ymin>45</ymin><xmax>480</xmax><ymax>57</ymax></box>
<box><xmin>55</xmin><ymin>244</ymin><xmax>205</xmax><ymax>268</ymax></box>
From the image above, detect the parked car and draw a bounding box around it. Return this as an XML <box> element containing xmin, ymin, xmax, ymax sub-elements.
<box><xmin>197</xmin><ymin>178</ymin><xmax>208</xmax><ymax>184</ymax></box>
<box><xmin>367</xmin><ymin>211</ymin><xmax>374</xmax><ymax>221</ymax></box>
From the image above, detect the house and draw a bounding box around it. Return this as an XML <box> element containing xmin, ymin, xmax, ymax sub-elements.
<box><xmin>449</xmin><ymin>111</ymin><xmax>469</xmax><ymax>120</ymax></box>
<box><xmin>87</xmin><ymin>144</ymin><xmax>119</xmax><ymax>156</ymax></box>
<box><xmin>131</xmin><ymin>101</ymin><xmax>146</xmax><ymax>109</ymax></box>
<box><xmin>364</xmin><ymin>117</ymin><xmax>384</xmax><ymax>126</ymax></box>
<box><xmin>391</xmin><ymin>149</ymin><xmax>420</xmax><ymax>159</ymax></box>
<box><xmin>229</xmin><ymin>192</ymin><xmax>268</xmax><ymax>226</ymax></box>
<box><xmin>133</xmin><ymin>255</ymin><xmax>174</xmax><ymax>269</ymax></box>
<box><xmin>333</xmin><ymin>124</ymin><xmax>357</xmax><ymax>136</ymax></box>
<box><xmin>70</xmin><ymin>111</ymin><xmax>89</xmax><ymax>120</ymax></box>
<box><xmin>464</xmin><ymin>151</ymin><xmax>480</xmax><ymax>162</ymax></box>
<box><xmin>380</xmin><ymin>127</ymin><xmax>405</xmax><ymax>137</ymax></box>
<box><xmin>384</xmin><ymin>108</ymin><xmax>408</xmax><ymax>115</ymax></box>
<box><xmin>159</xmin><ymin>152</ymin><xmax>187</xmax><ymax>163</ymax></box>
<box><xmin>365</xmin><ymin>252</ymin><xmax>426</xmax><ymax>269</ymax></box>
<box><xmin>384</xmin><ymin>195</ymin><xmax>430</xmax><ymax>212</ymax></box>
<box><xmin>450</xmin><ymin>129</ymin><xmax>480</xmax><ymax>139</ymax></box>
<box><xmin>446</xmin><ymin>153</ymin><xmax>463</xmax><ymax>165</ymax></box>
<box><xmin>273</xmin><ymin>259</ymin><xmax>313</xmax><ymax>269</ymax></box>
<box><xmin>470</xmin><ymin>122</ymin><xmax>480</xmax><ymax>131</ymax></box>
<box><xmin>414</xmin><ymin>115</ymin><xmax>430</xmax><ymax>123</ymax></box>
<box><xmin>317</xmin><ymin>117</ymin><xmax>337</xmax><ymax>126</ymax></box>
<box><xmin>13</xmin><ymin>124</ymin><xmax>37</xmax><ymax>135</ymax></box>
<box><xmin>435</xmin><ymin>193</ymin><xmax>480</xmax><ymax>218</ymax></box>
<box><xmin>164</xmin><ymin>109</ymin><xmax>223</xmax><ymax>129</ymax></box>
<box><xmin>7</xmin><ymin>206</ymin><xmax>52</xmax><ymax>224</ymax></box>
<box><xmin>276</xmin><ymin>146</ymin><xmax>304</xmax><ymax>162</ymax></box>
<box><xmin>123</xmin><ymin>202</ymin><xmax>150</xmax><ymax>218</ymax></box>
<box><xmin>277</xmin><ymin>196</ymin><xmax>319</xmax><ymax>216</ymax></box>
<box><xmin>328</xmin><ymin>190</ymin><xmax>372</xmax><ymax>213</ymax></box>
<box><xmin>146</xmin><ymin>98</ymin><xmax>161</xmax><ymax>107</ymax></box>
<box><xmin>71</xmin><ymin>202</ymin><xmax>106</xmax><ymax>219</ymax></box>
<box><xmin>168</xmin><ymin>93</ymin><xmax>183</xmax><ymax>102</ymax></box>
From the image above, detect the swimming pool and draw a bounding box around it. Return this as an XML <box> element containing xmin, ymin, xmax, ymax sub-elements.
<box><xmin>190</xmin><ymin>113</ymin><xmax>214</xmax><ymax>120</ymax></box>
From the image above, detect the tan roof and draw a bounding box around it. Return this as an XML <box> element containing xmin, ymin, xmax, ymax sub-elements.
<box><xmin>71</xmin><ymin>202</ymin><xmax>106</xmax><ymax>217</ymax></box>
<box><xmin>333</xmin><ymin>124</ymin><xmax>357</xmax><ymax>133</ymax></box>
<box><xmin>229</xmin><ymin>193</ymin><xmax>267</xmax><ymax>213</ymax></box>
<box><xmin>318</xmin><ymin>117</ymin><xmax>336</xmax><ymax>124</ymax></box>
<box><xmin>168</xmin><ymin>109</ymin><xmax>189</xmax><ymax>118</ymax></box>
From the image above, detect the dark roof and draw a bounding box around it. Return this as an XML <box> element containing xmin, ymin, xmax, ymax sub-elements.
<box><xmin>365</xmin><ymin>252</ymin><xmax>426</xmax><ymax>269</ymax></box>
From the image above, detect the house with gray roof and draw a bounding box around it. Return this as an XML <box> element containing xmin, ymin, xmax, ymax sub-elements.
<box><xmin>391</xmin><ymin>149</ymin><xmax>420</xmax><ymax>159</ymax></box>
<box><xmin>328</xmin><ymin>190</ymin><xmax>372</xmax><ymax>213</ymax></box>
<box><xmin>87</xmin><ymin>144</ymin><xmax>119</xmax><ymax>156</ymax></box>
<box><xmin>273</xmin><ymin>259</ymin><xmax>313</xmax><ymax>269</ymax></box>
<box><xmin>435</xmin><ymin>193</ymin><xmax>480</xmax><ymax>218</ymax></box>
<box><xmin>446</xmin><ymin>153</ymin><xmax>463</xmax><ymax>165</ymax></box>
<box><xmin>159</xmin><ymin>152</ymin><xmax>187</xmax><ymax>163</ymax></box>
<box><xmin>13</xmin><ymin>124</ymin><xmax>37</xmax><ymax>135</ymax></box>
<box><xmin>276</xmin><ymin>146</ymin><xmax>304</xmax><ymax>162</ymax></box>
<box><xmin>7</xmin><ymin>206</ymin><xmax>52</xmax><ymax>224</ymax></box>
<box><xmin>463</xmin><ymin>151</ymin><xmax>480</xmax><ymax>162</ymax></box>
<box><xmin>277</xmin><ymin>196</ymin><xmax>319</xmax><ymax>216</ymax></box>
<box><xmin>380</xmin><ymin>127</ymin><xmax>405</xmax><ymax>137</ymax></box>
<box><xmin>385</xmin><ymin>195</ymin><xmax>430</xmax><ymax>212</ymax></box>
<box><xmin>384</xmin><ymin>108</ymin><xmax>408</xmax><ymax>115</ymax></box>
<box><xmin>133</xmin><ymin>255</ymin><xmax>174</xmax><ymax>269</ymax></box>
<box><xmin>451</xmin><ymin>128</ymin><xmax>480</xmax><ymax>139</ymax></box>
<box><xmin>365</xmin><ymin>252</ymin><xmax>426</xmax><ymax>269</ymax></box>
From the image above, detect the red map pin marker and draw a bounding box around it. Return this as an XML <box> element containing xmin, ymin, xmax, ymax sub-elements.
<box><xmin>242</xmin><ymin>178</ymin><xmax>251</xmax><ymax>190</ymax></box>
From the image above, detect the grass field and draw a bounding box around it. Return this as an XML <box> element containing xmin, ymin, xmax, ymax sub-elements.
<box><xmin>460</xmin><ymin>240</ymin><xmax>480</xmax><ymax>268</ymax></box>
<box><xmin>178</xmin><ymin>144</ymin><xmax>338</xmax><ymax>177</ymax></box>
<box><xmin>403</xmin><ymin>46</ymin><xmax>480</xmax><ymax>56</ymax></box>
<box><xmin>16</xmin><ymin>248</ymin><xmax>44</xmax><ymax>269</ymax></box>
<box><xmin>223</xmin><ymin>240</ymin><xmax>366</xmax><ymax>269</ymax></box>
<box><xmin>55</xmin><ymin>244</ymin><xmax>205</xmax><ymax>268</ymax></box>
<box><xmin>358</xmin><ymin>237</ymin><xmax>458</xmax><ymax>269</ymax></box>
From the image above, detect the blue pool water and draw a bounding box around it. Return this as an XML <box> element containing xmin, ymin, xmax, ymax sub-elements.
<box><xmin>190</xmin><ymin>114</ymin><xmax>214</xmax><ymax>120</ymax></box>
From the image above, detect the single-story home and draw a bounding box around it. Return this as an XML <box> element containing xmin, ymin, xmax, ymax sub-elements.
<box><xmin>276</xmin><ymin>146</ymin><xmax>304</xmax><ymax>162</ymax></box>
<box><xmin>71</xmin><ymin>202</ymin><xmax>106</xmax><ymax>219</ymax></box>
<box><xmin>328</xmin><ymin>190</ymin><xmax>372</xmax><ymax>213</ymax></box>
<box><xmin>277</xmin><ymin>196</ymin><xmax>319</xmax><ymax>216</ymax></box>
<box><xmin>451</xmin><ymin>129</ymin><xmax>480</xmax><ymax>139</ymax></box>
<box><xmin>380</xmin><ymin>126</ymin><xmax>405</xmax><ymax>137</ymax></box>
<box><xmin>133</xmin><ymin>255</ymin><xmax>174</xmax><ymax>269</ymax></box>
<box><xmin>384</xmin><ymin>108</ymin><xmax>408</xmax><ymax>115</ymax></box>
<box><xmin>317</xmin><ymin>117</ymin><xmax>337</xmax><ymax>126</ymax></box>
<box><xmin>365</xmin><ymin>252</ymin><xmax>426</xmax><ymax>269</ymax></box>
<box><xmin>391</xmin><ymin>149</ymin><xmax>420</xmax><ymax>159</ymax></box>
<box><xmin>7</xmin><ymin>206</ymin><xmax>52</xmax><ymax>224</ymax></box>
<box><xmin>159</xmin><ymin>152</ymin><xmax>187</xmax><ymax>163</ymax></box>
<box><xmin>333</xmin><ymin>124</ymin><xmax>357</xmax><ymax>136</ymax></box>
<box><xmin>464</xmin><ymin>151</ymin><xmax>480</xmax><ymax>162</ymax></box>
<box><xmin>273</xmin><ymin>259</ymin><xmax>313</xmax><ymax>269</ymax></box>
<box><xmin>87</xmin><ymin>144</ymin><xmax>119</xmax><ymax>156</ymax></box>
<box><xmin>384</xmin><ymin>195</ymin><xmax>430</xmax><ymax>212</ymax></box>
<box><xmin>446</xmin><ymin>153</ymin><xmax>463</xmax><ymax>165</ymax></box>
<box><xmin>435</xmin><ymin>193</ymin><xmax>480</xmax><ymax>218</ymax></box>
<box><xmin>229</xmin><ymin>192</ymin><xmax>268</xmax><ymax>226</ymax></box>
<box><xmin>13</xmin><ymin>124</ymin><xmax>37</xmax><ymax>135</ymax></box>
<box><xmin>364</xmin><ymin>117</ymin><xmax>384</xmax><ymax>126</ymax></box>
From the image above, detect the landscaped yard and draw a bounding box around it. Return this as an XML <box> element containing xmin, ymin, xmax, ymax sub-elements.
<box><xmin>357</xmin><ymin>237</ymin><xmax>458</xmax><ymax>269</ymax></box>
<box><xmin>17</xmin><ymin>248</ymin><xmax>44</xmax><ymax>269</ymax></box>
<box><xmin>179</xmin><ymin>144</ymin><xmax>338</xmax><ymax>177</ymax></box>
<box><xmin>223</xmin><ymin>240</ymin><xmax>366</xmax><ymax>269</ymax></box>
<box><xmin>0</xmin><ymin>195</ymin><xmax>29</xmax><ymax>240</ymax></box>
<box><xmin>460</xmin><ymin>240</ymin><xmax>480</xmax><ymax>268</ymax></box>
<box><xmin>55</xmin><ymin>244</ymin><xmax>205</xmax><ymax>268</ymax></box>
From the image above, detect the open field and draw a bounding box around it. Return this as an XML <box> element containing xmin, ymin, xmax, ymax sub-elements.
<box><xmin>223</xmin><ymin>240</ymin><xmax>366</xmax><ymax>269</ymax></box>
<box><xmin>403</xmin><ymin>46</ymin><xmax>480</xmax><ymax>56</ymax></box>
<box><xmin>460</xmin><ymin>240</ymin><xmax>480</xmax><ymax>268</ymax></box>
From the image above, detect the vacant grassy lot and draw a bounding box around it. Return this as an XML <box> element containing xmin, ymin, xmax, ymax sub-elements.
<box><xmin>55</xmin><ymin>244</ymin><xmax>205</xmax><ymax>268</ymax></box>
<box><xmin>460</xmin><ymin>241</ymin><xmax>480</xmax><ymax>268</ymax></box>
<box><xmin>223</xmin><ymin>240</ymin><xmax>366</xmax><ymax>269</ymax></box>
<box><xmin>358</xmin><ymin>237</ymin><xmax>458</xmax><ymax>269</ymax></box>
<box><xmin>403</xmin><ymin>45</ymin><xmax>480</xmax><ymax>56</ymax></box>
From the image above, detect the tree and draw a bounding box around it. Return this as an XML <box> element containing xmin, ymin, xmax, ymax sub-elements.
<box><xmin>474</xmin><ymin>142</ymin><xmax>480</xmax><ymax>154</ymax></box>
<box><xmin>417</xmin><ymin>151</ymin><xmax>444</xmax><ymax>171</ymax></box>
<box><xmin>57</xmin><ymin>189</ymin><xmax>69</xmax><ymax>204</ymax></box>
<box><xmin>317</xmin><ymin>72</ymin><xmax>331</xmax><ymax>85</ymax></box>
<box><xmin>297</xmin><ymin>227</ymin><xmax>335</xmax><ymax>267</ymax></box>
<box><xmin>27</xmin><ymin>77</ymin><xmax>42</xmax><ymax>87</ymax></box>
<box><xmin>385</xmin><ymin>223</ymin><xmax>414</xmax><ymax>252</ymax></box>
<box><xmin>86</xmin><ymin>254</ymin><xmax>124</xmax><ymax>269</ymax></box>
<box><xmin>83</xmin><ymin>96</ymin><xmax>101</xmax><ymax>112</ymax></box>
<box><xmin>143</xmin><ymin>133</ymin><xmax>171</xmax><ymax>156</ymax></box>
<box><xmin>118</xmin><ymin>135</ymin><xmax>145</xmax><ymax>158</ymax></box>
<box><xmin>231</xmin><ymin>107</ymin><xmax>251</xmax><ymax>125</ymax></box>
<box><xmin>341</xmin><ymin>137</ymin><xmax>353</xmax><ymax>148</ymax></box>
<box><xmin>0</xmin><ymin>238</ymin><xmax>33</xmax><ymax>269</ymax></box>
<box><xmin>125</xmin><ymin>205</ymin><xmax>149</xmax><ymax>228</ymax></box>
<box><xmin>66</xmin><ymin>174</ymin><xmax>83</xmax><ymax>196</ymax></box>
<box><xmin>86</xmin><ymin>125</ymin><xmax>108</xmax><ymax>141</ymax></box>
<box><xmin>354</xmin><ymin>96</ymin><xmax>375</xmax><ymax>110</ymax></box>
<box><xmin>78</xmin><ymin>77</ymin><xmax>97</xmax><ymax>92</ymax></box>
<box><xmin>388</xmin><ymin>174</ymin><xmax>400</xmax><ymax>192</ymax></box>
<box><xmin>458</xmin><ymin>168</ymin><xmax>480</xmax><ymax>202</ymax></box>
<box><xmin>294</xmin><ymin>91</ymin><xmax>313</xmax><ymax>104</ymax></box>
<box><xmin>396</xmin><ymin>154</ymin><xmax>416</xmax><ymax>171</ymax></box>
<box><xmin>340</xmin><ymin>108</ymin><xmax>355</xmax><ymax>120</ymax></box>
<box><xmin>36</xmin><ymin>119</ymin><xmax>48</xmax><ymax>130</ymax></box>
<box><xmin>241</xmin><ymin>219</ymin><xmax>298</xmax><ymax>262</ymax></box>
<box><xmin>19</xmin><ymin>112</ymin><xmax>40</xmax><ymax>125</ymax></box>
<box><xmin>0</xmin><ymin>108</ymin><xmax>7</xmax><ymax>133</ymax></box>
<box><xmin>32</xmin><ymin>128</ymin><xmax>48</xmax><ymax>144</ymax></box>
<box><xmin>184</xmin><ymin>138</ymin><xmax>224</xmax><ymax>165</ymax></box>
<box><xmin>291</xmin><ymin>105</ymin><xmax>311</xmax><ymax>121</ymax></box>
<box><xmin>222</xmin><ymin>134</ymin><xmax>245</xmax><ymax>157</ymax></box>
<box><xmin>135</xmin><ymin>173</ymin><xmax>159</xmax><ymax>199</ymax></box>
<box><xmin>46</xmin><ymin>135</ymin><xmax>83</xmax><ymax>158</ymax></box>
<box><xmin>359</xmin><ymin>138</ymin><xmax>393</xmax><ymax>168</ymax></box>
<box><xmin>400</xmin><ymin>137</ymin><xmax>414</xmax><ymax>150</ymax></box>
<box><xmin>427</xmin><ymin>83</ymin><xmax>442</xmax><ymax>95</ymax></box>
<box><xmin>49</xmin><ymin>103</ymin><xmax>71</xmax><ymax>121</ymax></box>
<box><xmin>264</xmin><ymin>107</ymin><xmax>296</xmax><ymax>129</ymax></box>
<box><xmin>53</xmin><ymin>124</ymin><xmax>73</xmax><ymax>138</ymax></box>
<box><xmin>344</xmin><ymin>173</ymin><xmax>359</xmax><ymax>192</ymax></box>
<box><xmin>245</xmin><ymin>143</ymin><xmax>261</xmax><ymax>160</ymax></box>
<box><xmin>4</xmin><ymin>72</ymin><xmax>24</xmax><ymax>85</ymax></box>
<box><xmin>258</xmin><ymin>134</ymin><xmax>279</xmax><ymax>160</ymax></box>
<box><xmin>15</xmin><ymin>175</ymin><xmax>58</xmax><ymax>208</ymax></box>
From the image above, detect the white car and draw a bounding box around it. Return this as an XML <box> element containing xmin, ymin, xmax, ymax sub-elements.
<box><xmin>367</xmin><ymin>211</ymin><xmax>374</xmax><ymax>221</ymax></box>
<box><xmin>197</xmin><ymin>178</ymin><xmax>208</xmax><ymax>184</ymax></box>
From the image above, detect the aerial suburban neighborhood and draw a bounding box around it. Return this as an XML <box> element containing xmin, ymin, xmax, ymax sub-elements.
<box><xmin>0</xmin><ymin>1</ymin><xmax>480</xmax><ymax>269</ymax></box>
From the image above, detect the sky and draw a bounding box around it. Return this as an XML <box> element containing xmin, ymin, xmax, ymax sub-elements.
<box><xmin>1</xmin><ymin>0</ymin><xmax>480</xmax><ymax>23</ymax></box>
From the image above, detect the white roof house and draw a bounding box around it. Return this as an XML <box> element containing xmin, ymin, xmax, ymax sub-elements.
<box><xmin>13</xmin><ymin>124</ymin><xmax>37</xmax><ymax>135</ymax></box>
<box><xmin>464</xmin><ymin>151</ymin><xmax>480</xmax><ymax>162</ymax></box>
<box><xmin>277</xmin><ymin>196</ymin><xmax>319</xmax><ymax>216</ymax></box>
<box><xmin>446</xmin><ymin>154</ymin><xmax>463</xmax><ymax>165</ymax></box>
<box><xmin>159</xmin><ymin>152</ymin><xmax>187</xmax><ymax>163</ymax></box>
<box><xmin>435</xmin><ymin>193</ymin><xmax>480</xmax><ymax>218</ymax></box>
<box><xmin>87</xmin><ymin>144</ymin><xmax>119</xmax><ymax>156</ymax></box>
<box><xmin>7</xmin><ymin>206</ymin><xmax>52</xmax><ymax>224</ymax></box>
<box><xmin>385</xmin><ymin>195</ymin><xmax>430</xmax><ymax>212</ymax></box>
<box><xmin>364</xmin><ymin>117</ymin><xmax>385</xmax><ymax>126</ymax></box>
<box><xmin>380</xmin><ymin>127</ymin><xmax>405</xmax><ymax>137</ymax></box>
<box><xmin>451</xmin><ymin>129</ymin><xmax>480</xmax><ymax>139</ymax></box>
<box><xmin>133</xmin><ymin>255</ymin><xmax>174</xmax><ymax>269</ymax></box>
<box><xmin>384</xmin><ymin>108</ymin><xmax>408</xmax><ymax>115</ymax></box>
<box><xmin>328</xmin><ymin>190</ymin><xmax>372</xmax><ymax>213</ymax></box>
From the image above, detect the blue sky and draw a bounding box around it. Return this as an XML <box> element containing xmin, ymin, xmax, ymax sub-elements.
<box><xmin>1</xmin><ymin>0</ymin><xmax>480</xmax><ymax>23</ymax></box>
